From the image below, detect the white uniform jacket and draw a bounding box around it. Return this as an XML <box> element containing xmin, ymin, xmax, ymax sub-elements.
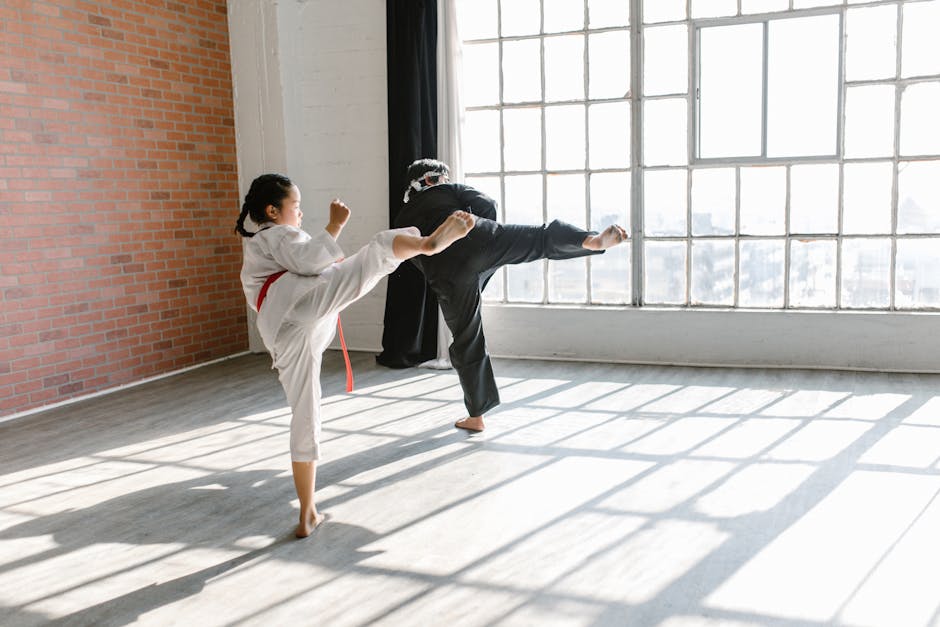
<box><xmin>240</xmin><ymin>225</ymin><xmax>344</xmax><ymax>352</ymax></box>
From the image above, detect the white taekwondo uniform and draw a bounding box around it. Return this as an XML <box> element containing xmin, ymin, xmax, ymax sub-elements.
<box><xmin>240</xmin><ymin>224</ymin><xmax>419</xmax><ymax>461</ymax></box>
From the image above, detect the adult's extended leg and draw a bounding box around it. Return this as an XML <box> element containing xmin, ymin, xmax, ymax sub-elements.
<box><xmin>482</xmin><ymin>219</ymin><xmax>603</xmax><ymax>271</ymax></box>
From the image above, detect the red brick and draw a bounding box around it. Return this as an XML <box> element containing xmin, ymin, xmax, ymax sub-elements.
<box><xmin>0</xmin><ymin>0</ymin><xmax>241</xmax><ymax>417</ymax></box>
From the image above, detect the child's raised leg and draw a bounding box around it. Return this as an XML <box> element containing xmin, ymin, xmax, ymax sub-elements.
<box><xmin>392</xmin><ymin>210</ymin><xmax>475</xmax><ymax>259</ymax></box>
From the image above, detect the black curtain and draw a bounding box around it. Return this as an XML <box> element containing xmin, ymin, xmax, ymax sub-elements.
<box><xmin>376</xmin><ymin>0</ymin><xmax>439</xmax><ymax>368</ymax></box>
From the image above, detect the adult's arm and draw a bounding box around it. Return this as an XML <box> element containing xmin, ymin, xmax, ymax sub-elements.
<box><xmin>455</xmin><ymin>184</ymin><xmax>498</xmax><ymax>221</ymax></box>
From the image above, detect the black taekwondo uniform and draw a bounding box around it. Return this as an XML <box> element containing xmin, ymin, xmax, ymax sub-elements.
<box><xmin>395</xmin><ymin>182</ymin><xmax>603</xmax><ymax>417</ymax></box>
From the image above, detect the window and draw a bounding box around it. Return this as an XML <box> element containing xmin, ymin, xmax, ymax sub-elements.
<box><xmin>458</xmin><ymin>0</ymin><xmax>940</xmax><ymax>311</ymax></box>
<box><xmin>458</xmin><ymin>0</ymin><xmax>632</xmax><ymax>306</ymax></box>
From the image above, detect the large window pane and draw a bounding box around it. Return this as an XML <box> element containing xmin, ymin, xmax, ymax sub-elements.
<box><xmin>464</xmin><ymin>110</ymin><xmax>501</xmax><ymax>173</ymax></box>
<box><xmin>591</xmin><ymin>172</ymin><xmax>631</xmax><ymax>305</ymax></box>
<box><xmin>590</xmin><ymin>172</ymin><xmax>630</xmax><ymax>235</ymax></box>
<box><xmin>589</xmin><ymin>31</ymin><xmax>630</xmax><ymax>100</ymax></box>
<box><xmin>841</xmin><ymin>238</ymin><xmax>891</xmax><ymax>308</ymax></box>
<box><xmin>458</xmin><ymin>0</ymin><xmax>498</xmax><ymax>40</ymax></box>
<box><xmin>504</xmin><ymin>174</ymin><xmax>543</xmax><ymax>224</ymax></box>
<box><xmin>740</xmin><ymin>166</ymin><xmax>785</xmax><ymax>235</ymax></box>
<box><xmin>698</xmin><ymin>23</ymin><xmax>763</xmax><ymax>159</ymax></box>
<box><xmin>742</xmin><ymin>0</ymin><xmax>788</xmax><ymax>13</ymax></box>
<box><xmin>900</xmin><ymin>82</ymin><xmax>940</xmax><ymax>157</ymax></box>
<box><xmin>549</xmin><ymin>258</ymin><xmax>588</xmax><ymax>303</ymax></box>
<box><xmin>547</xmin><ymin>173</ymin><xmax>586</xmax><ymax>225</ymax></box>
<box><xmin>546</xmin><ymin>105</ymin><xmax>586</xmax><ymax>170</ymax></box>
<box><xmin>644</xmin><ymin>169</ymin><xmax>687</xmax><ymax>236</ymax></box>
<box><xmin>896</xmin><ymin>238</ymin><xmax>940</xmax><ymax>308</ymax></box>
<box><xmin>843</xmin><ymin>162</ymin><xmax>893</xmax><ymax>234</ymax></box>
<box><xmin>645</xmin><ymin>241</ymin><xmax>687</xmax><ymax>304</ymax></box>
<box><xmin>790</xmin><ymin>163</ymin><xmax>838</xmax><ymax>234</ymax></box>
<box><xmin>507</xmin><ymin>263</ymin><xmax>544</xmax><ymax>302</ymax></box>
<box><xmin>501</xmin><ymin>0</ymin><xmax>540</xmax><ymax>37</ymax></box>
<box><xmin>463</xmin><ymin>43</ymin><xmax>499</xmax><ymax>107</ymax></box>
<box><xmin>692</xmin><ymin>239</ymin><xmax>735</xmax><ymax>305</ymax></box>
<box><xmin>591</xmin><ymin>244</ymin><xmax>631</xmax><ymax>304</ymax></box>
<box><xmin>692</xmin><ymin>0</ymin><xmax>737</xmax><ymax>19</ymax></box>
<box><xmin>767</xmin><ymin>15</ymin><xmax>839</xmax><ymax>157</ymax></box>
<box><xmin>505</xmin><ymin>174</ymin><xmax>544</xmax><ymax>302</ymax></box>
<box><xmin>502</xmin><ymin>40</ymin><xmax>542</xmax><ymax>103</ymax></box>
<box><xmin>503</xmin><ymin>108</ymin><xmax>542</xmax><ymax>172</ymax></box>
<box><xmin>740</xmin><ymin>240</ymin><xmax>785</xmax><ymax>308</ymax></box>
<box><xmin>793</xmin><ymin>0</ymin><xmax>840</xmax><ymax>7</ymax></box>
<box><xmin>898</xmin><ymin>160</ymin><xmax>940</xmax><ymax>234</ymax></box>
<box><xmin>544</xmin><ymin>0</ymin><xmax>584</xmax><ymax>33</ymax></box>
<box><xmin>845</xmin><ymin>5</ymin><xmax>897</xmax><ymax>81</ymax></box>
<box><xmin>589</xmin><ymin>102</ymin><xmax>630</xmax><ymax>169</ymax></box>
<box><xmin>844</xmin><ymin>85</ymin><xmax>896</xmax><ymax>159</ymax></box>
<box><xmin>545</xmin><ymin>35</ymin><xmax>585</xmax><ymax>103</ymax></box>
<box><xmin>644</xmin><ymin>25</ymin><xmax>688</xmax><ymax>96</ymax></box>
<box><xmin>589</xmin><ymin>0</ymin><xmax>629</xmax><ymax>28</ymax></box>
<box><xmin>643</xmin><ymin>98</ymin><xmax>688</xmax><ymax>166</ymax></box>
<box><xmin>483</xmin><ymin>266</ymin><xmax>504</xmax><ymax>302</ymax></box>
<box><xmin>643</xmin><ymin>0</ymin><xmax>686</xmax><ymax>23</ymax></box>
<box><xmin>902</xmin><ymin>1</ymin><xmax>940</xmax><ymax>78</ymax></box>
<box><xmin>691</xmin><ymin>168</ymin><xmax>735</xmax><ymax>236</ymax></box>
<box><xmin>789</xmin><ymin>239</ymin><xmax>837</xmax><ymax>308</ymax></box>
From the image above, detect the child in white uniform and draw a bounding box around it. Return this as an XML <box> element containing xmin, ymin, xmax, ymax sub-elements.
<box><xmin>236</xmin><ymin>173</ymin><xmax>474</xmax><ymax>537</ymax></box>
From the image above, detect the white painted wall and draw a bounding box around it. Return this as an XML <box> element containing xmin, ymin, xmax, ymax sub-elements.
<box><xmin>228</xmin><ymin>0</ymin><xmax>390</xmax><ymax>353</ymax></box>
<box><xmin>483</xmin><ymin>306</ymin><xmax>940</xmax><ymax>373</ymax></box>
<box><xmin>228</xmin><ymin>0</ymin><xmax>940</xmax><ymax>373</ymax></box>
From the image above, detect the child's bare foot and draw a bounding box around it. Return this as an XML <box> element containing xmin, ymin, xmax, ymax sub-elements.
<box><xmin>455</xmin><ymin>416</ymin><xmax>485</xmax><ymax>432</ymax></box>
<box><xmin>582</xmin><ymin>224</ymin><xmax>628</xmax><ymax>250</ymax></box>
<box><xmin>424</xmin><ymin>211</ymin><xmax>475</xmax><ymax>254</ymax></box>
<box><xmin>295</xmin><ymin>509</ymin><xmax>326</xmax><ymax>538</ymax></box>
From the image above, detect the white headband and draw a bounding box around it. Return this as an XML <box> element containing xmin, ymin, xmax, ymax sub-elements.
<box><xmin>403</xmin><ymin>171</ymin><xmax>446</xmax><ymax>203</ymax></box>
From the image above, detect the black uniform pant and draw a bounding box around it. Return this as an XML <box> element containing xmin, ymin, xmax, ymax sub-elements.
<box><xmin>424</xmin><ymin>219</ymin><xmax>601</xmax><ymax>417</ymax></box>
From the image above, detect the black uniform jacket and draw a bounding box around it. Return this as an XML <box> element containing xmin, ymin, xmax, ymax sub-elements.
<box><xmin>393</xmin><ymin>183</ymin><xmax>500</xmax><ymax>282</ymax></box>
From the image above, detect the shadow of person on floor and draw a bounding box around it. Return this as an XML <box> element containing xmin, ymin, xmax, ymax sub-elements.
<box><xmin>1</xmin><ymin>469</ymin><xmax>386</xmax><ymax>626</ymax></box>
<box><xmin>39</xmin><ymin>520</ymin><xmax>384</xmax><ymax>627</ymax></box>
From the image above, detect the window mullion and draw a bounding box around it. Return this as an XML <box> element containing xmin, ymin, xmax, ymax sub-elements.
<box><xmin>890</xmin><ymin>2</ymin><xmax>904</xmax><ymax>311</ymax></box>
<box><xmin>631</xmin><ymin>0</ymin><xmax>644</xmax><ymax>307</ymax></box>
<box><xmin>761</xmin><ymin>20</ymin><xmax>769</xmax><ymax>159</ymax></box>
<box><xmin>540</xmin><ymin>0</ymin><xmax>548</xmax><ymax>305</ymax></box>
<box><xmin>583</xmin><ymin>0</ymin><xmax>592</xmax><ymax>304</ymax></box>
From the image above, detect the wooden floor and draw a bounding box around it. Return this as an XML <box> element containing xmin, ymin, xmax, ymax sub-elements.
<box><xmin>2</xmin><ymin>351</ymin><xmax>940</xmax><ymax>626</ymax></box>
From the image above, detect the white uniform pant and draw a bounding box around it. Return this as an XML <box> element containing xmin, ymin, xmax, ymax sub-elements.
<box><xmin>271</xmin><ymin>228</ymin><xmax>417</xmax><ymax>461</ymax></box>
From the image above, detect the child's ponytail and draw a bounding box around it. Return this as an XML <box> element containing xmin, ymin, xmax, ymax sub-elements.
<box><xmin>234</xmin><ymin>204</ymin><xmax>254</xmax><ymax>237</ymax></box>
<box><xmin>234</xmin><ymin>173</ymin><xmax>294</xmax><ymax>238</ymax></box>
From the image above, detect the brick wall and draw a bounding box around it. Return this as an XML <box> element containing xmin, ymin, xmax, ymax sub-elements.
<box><xmin>0</xmin><ymin>0</ymin><xmax>245</xmax><ymax>417</ymax></box>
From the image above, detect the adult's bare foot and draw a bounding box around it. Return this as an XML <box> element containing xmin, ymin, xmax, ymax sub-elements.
<box><xmin>295</xmin><ymin>509</ymin><xmax>326</xmax><ymax>538</ymax></box>
<box><xmin>455</xmin><ymin>416</ymin><xmax>485</xmax><ymax>432</ymax></box>
<box><xmin>583</xmin><ymin>224</ymin><xmax>628</xmax><ymax>250</ymax></box>
<box><xmin>424</xmin><ymin>211</ymin><xmax>475</xmax><ymax>254</ymax></box>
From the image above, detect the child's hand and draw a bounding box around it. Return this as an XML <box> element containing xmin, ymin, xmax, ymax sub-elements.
<box><xmin>326</xmin><ymin>199</ymin><xmax>351</xmax><ymax>240</ymax></box>
<box><xmin>329</xmin><ymin>199</ymin><xmax>351</xmax><ymax>228</ymax></box>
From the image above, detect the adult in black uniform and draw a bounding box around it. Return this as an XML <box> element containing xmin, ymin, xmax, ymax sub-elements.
<box><xmin>395</xmin><ymin>158</ymin><xmax>628</xmax><ymax>432</ymax></box>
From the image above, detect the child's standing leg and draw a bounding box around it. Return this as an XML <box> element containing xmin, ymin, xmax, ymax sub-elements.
<box><xmin>273</xmin><ymin>322</ymin><xmax>330</xmax><ymax>537</ymax></box>
<box><xmin>291</xmin><ymin>461</ymin><xmax>320</xmax><ymax>536</ymax></box>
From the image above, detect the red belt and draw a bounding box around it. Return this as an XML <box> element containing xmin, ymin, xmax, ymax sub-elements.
<box><xmin>256</xmin><ymin>270</ymin><xmax>354</xmax><ymax>393</ymax></box>
<box><xmin>256</xmin><ymin>270</ymin><xmax>287</xmax><ymax>310</ymax></box>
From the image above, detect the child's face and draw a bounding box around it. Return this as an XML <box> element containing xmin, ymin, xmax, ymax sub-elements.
<box><xmin>271</xmin><ymin>185</ymin><xmax>303</xmax><ymax>228</ymax></box>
